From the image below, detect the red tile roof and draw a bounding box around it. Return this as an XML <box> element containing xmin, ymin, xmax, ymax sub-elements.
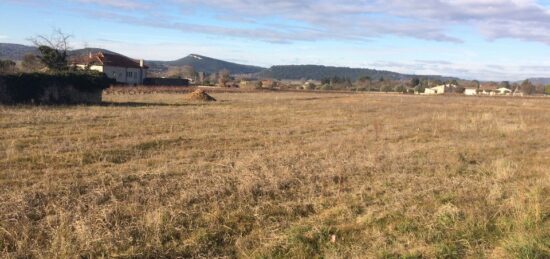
<box><xmin>73</xmin><ymin>52</ymin><xmax>148</xmax><ymax>69</ymax></box>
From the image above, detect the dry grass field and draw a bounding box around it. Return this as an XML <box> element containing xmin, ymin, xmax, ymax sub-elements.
<box><xmin>0</xmin><ymin>92</ymin><xmax>549</xmax><ymax>258</ymax></box>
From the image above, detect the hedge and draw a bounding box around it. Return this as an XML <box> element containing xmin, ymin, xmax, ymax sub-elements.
<box><xmin>0</xmin><ymin>71</ymin><xmax>114</xmax><ymax>104</ymax></box>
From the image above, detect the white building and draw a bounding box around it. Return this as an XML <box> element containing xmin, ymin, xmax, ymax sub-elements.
<box><xmin>464</xmin><ymin>88</ymin><xmax>477</xmax><ymax>96</ymax></box>
<box><xmin>423</xmin><ymin>84</ymin><xmax>457</xmax><ymax>95</ymax></box>
<box><xmin>74</xmin><ymin>52</ymin><xmax>148</xmax><ymax>85</ymax></box>
<box><xmin>496</xmin><ymin>87</ymin><xmax>512</xmax><ymax>95</ymax></box>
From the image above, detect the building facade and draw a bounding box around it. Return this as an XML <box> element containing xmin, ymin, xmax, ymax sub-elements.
<box><xmin>74</xmin><ymin>52</ymin><xmax>148</xmax><ymax>85</ymax></box>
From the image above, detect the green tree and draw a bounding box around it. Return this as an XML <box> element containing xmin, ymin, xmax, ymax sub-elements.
<box><xmin>37</xmin><ymin>46</ymin><xmax>68</xmax><ymax>71</ymax></box>
<box><xmin>30</xmin><ymin>30</ymin><xmax>71</xmax><ymax>71</ymax></box>
<box><xmin>414</xmin><ymin>84</ymin><xmax>425</xmax><ymax>94</ymax></box>
<box><xmin>544</xmin><ymin>85</ymin><xmax>550</xmax><ymax>95</ymax></box>
<box><xmin>410</xmin><ymin>77</ymin><xmax>420</xmax><ymax>87</ymax></box>
<box><xmin>394</xmin><ymin>84</ymin><xmax>406</xmax><ymax>93</ymax></box>
<box><xmin>381</xmin><ymin>83</ymin><xmax>392</xmax><ymax>92</ymax></box>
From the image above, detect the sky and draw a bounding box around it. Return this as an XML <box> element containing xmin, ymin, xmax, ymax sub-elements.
<box><xmin>2</xmin><ymin>0</ymin><xmax>550</xmax><ymax>80</ymax></box>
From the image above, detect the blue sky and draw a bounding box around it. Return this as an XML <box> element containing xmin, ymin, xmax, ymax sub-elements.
<box><xmin>2</xmin><ymin>0</ymin><xmax>550</xmax><ymax>80</ymax></box>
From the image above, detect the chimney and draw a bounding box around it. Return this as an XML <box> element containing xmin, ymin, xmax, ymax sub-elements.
<box><xmin>139</xmin><ymin>59</ymin><xmax>144</xmax><ymax>67</ymax></box>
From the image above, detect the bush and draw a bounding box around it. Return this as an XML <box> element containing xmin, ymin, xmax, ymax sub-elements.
<box><xmin>318</xmin><ymin>84</ymin><xmax>332</xmax><ymax>91</ymax></box>
<box><xmin>303</xmin><ymin>82</ymin><xmax>316</xmax><ymax>90</ymax></box>
<box><xmin>394</xmin><ymin>85</ymin><xmax>405</xmax><ymax>93</ymax></box>
<box><xmin>381</xmin><ymin>84</ymin><xmax>393</xmax><ymax>92</ymax></box>
<box><xmin>0</xmin><ymin>71</ymin><xmax>114</xmax><ymax>104</ymax></box>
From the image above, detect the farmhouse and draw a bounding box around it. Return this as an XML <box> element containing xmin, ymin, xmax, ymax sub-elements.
<box><xmin>423</xmin><ymin>84</ymin><xmax>457</xmax><ymax>95</ymax></box>
<box><xmin>478</xmin><ymin>84</ymin><xmax>498</xmax><ymax>95</ymax></box>
<box><xmin>73</xmin><ymin>52</ymin><xmax>148</xmax><ymax>85</ymax></box>
<box><xmin>496</xmin><ymin>87</ymin><xmax>512</xmax><ymax>95</ymax></box>
<box><xmin>464</xmin><ymin>87</ymin><xmax>477</xmax><ymax>96</ymax></box>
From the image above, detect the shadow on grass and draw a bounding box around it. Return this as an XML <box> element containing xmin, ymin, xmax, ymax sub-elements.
<box><xmin>100</xmin><ymin>101</ymin><xmax>209</xmax><ymax>107</ymax></box>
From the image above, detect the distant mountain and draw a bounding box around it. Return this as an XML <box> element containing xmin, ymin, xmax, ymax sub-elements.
<box><xmin>258</xmin><ymin>65</ymin><xmax>457</xmax><ymax>81</ymax></box>
<box><xmin>1</xmin><ymin>43</ymin><xmax>457</xmax><ymax>80</ymax></box>
<box><xmin>526</xmin><ymin>78</ymin><xmax>550</xmax><ymax>85</ymax></box>
<box><xmin>148</xmin><ymin>54</ymin><xmax>265</xmax><ymax>75</ymax></box>
<box><xmin>0</xmin><ymin>43</ymin><xmax>120</xmax><ymax>61</ymax></box>
<box><xmin>0</xmin><ymin>43</ymin><xmax>265</xmax><ymax>75</ymax></box>
<box><xmin>0</xmin><ymin>43</ymin><xmax>38</xmax><ymax>60</ymax></box>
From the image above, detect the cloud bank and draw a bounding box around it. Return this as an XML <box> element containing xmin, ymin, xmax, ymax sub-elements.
<box><xmin>32</xmin><ymin>0</ymin><xmax>550</xmax><ymax>45</ymax></box>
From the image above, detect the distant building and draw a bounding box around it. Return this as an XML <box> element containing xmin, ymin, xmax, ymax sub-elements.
<box><xmin>513</xmin><ymin>86</ymin><xmax>524</xmax><ymax>96</ymax></box>
<box><xmin>423</xmin><ymin>84</ymin><xmax>457</xmax><ymax>95</ymax></box>
<box><xmin>464</xmin><ymin>86</ymin><xmax>512</xmax><ymax>96</ymax></box>
<box><xmin>479</xmin><ymin>83</ymin><xmax>498</xmax><ymax>95</ymax></box>
<box><xmin>464</xmin><ymin>88</ymin><xmax>477</xmax><ymax>96</ymax></box>
<box><xmin>496</xmin><ymin>87</ymin><xmax>512</xmax><ymax>95</ymax></box>
<box><xmin>73</xmin><ymin>52</ymin><xmax>148</xmax><ymax>85</ymax></box>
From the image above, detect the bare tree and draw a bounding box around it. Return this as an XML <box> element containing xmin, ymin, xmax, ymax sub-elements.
<box><xmin>520</xmin><ymin>79</ymin><xmax>534</xmax><ymax>95</ymax></box>
<box><xmin>218</xmin><ymin>69</ymin><xmax>230</xmax><ymax>87</ymax></box>
<box><xmin>21</xmin><ymin>53</ymin><xmax>44</xmax><ymax>72</ymax></box>
<box><xmin>182</xmin><ymin>65</ymin><xmax>197</xmax><ymax>81</ymax></box>
<box><xmin>165</xmin><ymin>66</ymin><xmax>183</xmax><ymax>78</ymax></box>
<box><xmin>0</xmin><ymin>60</ymin><xmax>17</xmax><ymax>75</ymax></box>
<box><xmin>28</xmin><ymin>29</ymin><xmax>72</xmax><ymax>71</ymax></box>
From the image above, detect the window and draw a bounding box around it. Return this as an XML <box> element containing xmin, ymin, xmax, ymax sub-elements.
<box><xmin>127</xmin><ymin>71</ymin><xmax>133</xmax><ymax>77</ymax></box>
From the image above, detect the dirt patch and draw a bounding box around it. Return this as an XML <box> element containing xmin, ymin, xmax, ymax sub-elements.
<box><xmin>186</xmin><ymin>89</ymin><xmax>216</xmax><ymax>102</ymax></box>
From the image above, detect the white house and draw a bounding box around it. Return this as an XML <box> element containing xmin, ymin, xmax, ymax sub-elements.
<box><xmin>423</xmin><ymin>84</ymin><xmax>457</xmax><ymax>95</ymax></box>
<box><xmin>464</xmin><ymin>88</ymin><xmax>477</xmax><ymax>96</ymax></box>
<box><xmin>496</xmin><ymin>87</ymin><xmax>512</xmax><ymax>95</ymax></box>
<box><xmin>74</xmin><ymin>52</ymin><xmax>148</xmax><ymax>85</ymax></box>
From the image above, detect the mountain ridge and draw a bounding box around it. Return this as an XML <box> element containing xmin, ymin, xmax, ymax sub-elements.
<box><xmin>259</xmin><ymin>64</ymin><xmax>458</xmax><ymax>81</ymax></box>
<box><xmin>1</xmin><ymin>42</ymin><xmax>459</xmax><ymax>81</ymax></box>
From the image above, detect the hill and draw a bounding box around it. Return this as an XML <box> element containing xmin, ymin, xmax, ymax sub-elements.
<box><xmin>148</xmin><ymin>54</ymin><xmax>265</xmax><ymax>75</ymax></box>
<box><xmin>258</xmin><ymin>64</ymin><xmax>457</xmax><ymax>81</ymax></box>
<box><xmin>0</xmin><ymin>43</ymin><xmax>38</xmax><ymax>60</ymax></box>
<box><xmin>526</xmin><ymin>78</ymin><xmax>550</xmax><ymax>85</ymax></box>
<box><xmin>0</xmin><ymin>43</ymin><xmax>119</xmax><ymax>60</ymax></box>
<box><xmin>0</xmin><ymin>44</ymin><xmax>263</xmax><ymax>75</ymax></box>
<box><xmin>1</xmin><ymin>43</ymin><xmax>455</xmax><ymax>80</ymax></box>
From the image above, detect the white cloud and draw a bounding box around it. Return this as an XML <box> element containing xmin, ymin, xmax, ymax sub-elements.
<box><xmin>368</xmin><ymin>59</ymin><xmax>550</xmax><ymax>81</ymax></box>
<box><xmin>72</xmin><ymin>0</ymin><xmax>149</xmax><ymax>9</ymax></box>
<box><xmin>171</xmin><ymin>0</ymin><xmax>550</xmax><ymax>44</ymax></box>
<box><xmin>12</xmin><ymin>0</ymin><xmax>550</xmax><ymax>44</ymax></box>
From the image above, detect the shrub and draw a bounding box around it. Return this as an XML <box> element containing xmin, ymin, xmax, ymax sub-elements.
<box><xmin>303</xmin><ymin>82</ymin><xmax>316</xmax><ymax>90</ymax></box>
<box><xmin>394</xmin><ymin>84</ymin><xmax>405</xmax><ymax>93</ymax></box>
<box><xmin>0</xmin><ymin>71</ymin><xmax>114</xmax><ymax>104</ymax></box>
<box><xmin>319</xmin><ymin>84</ymin><xmax>332</xmax><ymax>91</ymax></box>
<box><xmin>381</xmin><ymin>84</ymin><xmax>393</xmax><ymax>92</ymax></box>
